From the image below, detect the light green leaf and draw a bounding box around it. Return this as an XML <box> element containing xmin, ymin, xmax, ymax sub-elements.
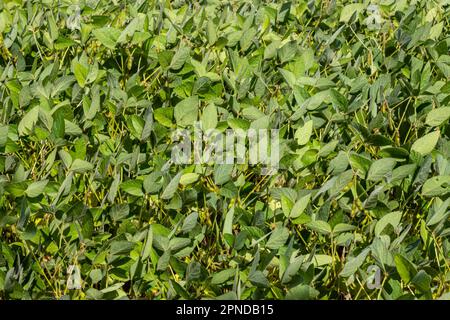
<box><xmin>174</xmin><ymin>96</ymin><xmax>198</xmax><ymax>127</ymax></box>
<box><xmin>295</xmin><ymin>120</ymin><xmax>313</xmax><ymax>145</ymax></box>
<box><xmin>201</xmin><ymin>103</ymin><xmax>218</xmax><ymax>130</ymax></box>
<box><xmin>411</xmin><ymin>131</ymin><xmax>440</xmax><ymax>155</ymax></box>
<box><xmin>25</xmin><ymin>180</ymin><xmax>48</xmax><ymax>198</ymax></box>
<box><xmin>223</xmin><ymin>207</ymin><xmax>234</xmax><ymax>236</ymax></box>
<box><xmin>181</xmin><ymin>212</ymin><xmax>198</xmax><ymax>234</ymax></box>
<box><xmin>375</xmin><ymin>211</ymin><xmax>402</xmax><ymax>237</ymax></box>
<box><xmin>306</xmin><ymin>220</ymin><xmax>332</xmax><ymax>235</ymax></box>
<box><xmin>157</xmin><ymin>251</ymin><xmax>171</xmax><ymax>271</ymax></box>
<box><xmin>290</xmin><ymin>193</ymin><xmax>311</xmax><ymax>218</ymax></box>
<box><xmin>429</xmin><ymin>22</ymin><xmax>443</xmax><ymax>40</ymax></box>
<box><xmin>427</xmin><ymin>198</ymin><xmax>450</xmax><ymax>226</ymax></box>
<box><xmin>120</xmin><ymin>180</ymin><xmax>143</xmax><ymax>197</ymax></box>
<box><xmin>426</xmin><ymin>107</ymin><xmax>450</xmax><ymax>127</ymax></box>
<box><xmin>18</xmin><ymin>106</ymin><xmax>39</xmax><ymax>136</ymax></box>
<box><xmin>92</xmin><ymin>27</ymin><xmax>121</xmax><ymax>49</ymax></box>
<box><xmin>72</xmin><ymin>61</ymin><xmax>88</xmax><ymax>88</ymax></box>
<box><xmin>422</xmin><ymin>176</ymin><xmax>450</xmax><ymax>197</ymax></box>
<box><xmin>333</xmin><ymin>223</ymin><xmax>356</xmax><ymax>234</ymax></box>
<box><xmin>64</xmin><ymin>120</ymin><xmax>82</xmax><ymax>136</ymax></box>
<box><xmin>395</xmin><ymin>254</ymin><xmax>417</xmax><ymax>284</ymax></box>
<box><xmin>180</xmin><ymin>173</ymin><xmax>199</xmax><ymax>186</ymax></box>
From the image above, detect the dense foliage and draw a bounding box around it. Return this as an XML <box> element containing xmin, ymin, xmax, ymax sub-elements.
<box><xmin>1</xmin><ymin>0</ymin><xmax>450</xmax><ymax>300</ymax></box>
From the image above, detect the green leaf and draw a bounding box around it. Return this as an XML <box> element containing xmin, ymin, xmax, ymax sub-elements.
<box><xmin>141</xmin><ymin>226</ymin><xmax>153</xmax><ymax>260</ymax></box>
<box><xmin>367</xmin><ymin>158</ymin><xmax>397</xmax><ymax>182</ymax></box>
<box><xmin>110</xmin><ymin>204</ymin><xmax>129</xmax><ymax>222</ymax></box>
<box><xmin>54</xmin><ymin>36</ymin><xmax>76</xmax><ymax>50</ymax></box>
<box><xmin>52</xmin><ymin>75</ymin><xmax>75</xmax><ymax>96</ymax></box>
<box><xmin>211</xmin><ymin>269</ymin><xmax>235</xmax><ymax>285</ymax></box>
<box><xmin>161</xmin><ymin>172</ymin><xmax>182</xmax><ymax>200</ymax></box>
<box><xmin>110</xmin><ymin>240</ymin><xmax>135</xmax><ymax>256</ymax></box>
<box><xmin>395</xmin><ymin>254</ymin><xmax>417</xmax><ymax>284</ymax></box>
<box><xmin>52</xmin><ymin>110</ymin><xmax>65</xmax><ymax>138</ymax></box>
<box><xmin>157</xmin><ymin>251</ymin><xmax>171</xmax><ymax>271</ymax></box>
<box><xmin>278</xmin><ymin>41</ymin><xmax>297</xmax><ymax>64</ymax></box>
<box><xmin>140</xmin><ymin>109</ymin><xmax>154</xmax><ymax>141</ymax></box>
<box><xmin>206</xmin><ymin>20</ymin><xmax>217</xmax><ymax>45</ymax></box>
<box><xmin>248</xmin><ymin>270</ymin><xmax>270</xmax><ymax>288</ymax></box>
<box><xmin>117</xmin><ymin>17</ymin><xmax>140</xmax><ymax>43</ymax></box>
<box><xmin>340</xmin><ymin>248</ymin><xmax>370</xmax><ymax>277</ymax></box>
<box><xmin>90</xmin><ymin>269</ymin><xmax>103</xmax><ymax>284</ymax></box>
<box><xmin>214</xmin><ymin>164</ymin><xmax>233</xmax><ymax>185</ymax></box>
<box><xmin>349</xmin><ymin>153</ymin><xmax>372</xmax><ymax>177</ymax></box>
<box><xmin>266</xmin><ymin>227</ymin><xmax>289</xmax><ymax>249</ymax></box>
<box><xmin>170</xmin><ymin>46</ymin><xmax>190</xmax><ymax>70</ymax></box>
<box><xmin>264</xmin><ymin>40</ymin><xmax>281</xmax><ymax>60</ymax></box>
<box><xmin>240</xmin><ymin>27</ymin><xmax>256</xmax><ymax>51</ymax></box>
<box><xmin>169</xmin><ymin>237</ymin><xmax>191</xmax><ymax>251</ymax></box>
<box><xmin>5</xmin><ymin>182</ymin><xmax>28</xmax><ymax>197</ymax></box>
<box><xmin>143</xmin><ymin>172</ymin><xmax>163</xmax><ymax>194</ymax></box>
<box><xmin>330</xmin><ymin>89</ymin><xmax>348</xmax><ymax>111</ymax></box>
<box><xmin>427</xmin><ymin>198</ymin><xmax>450</xmax><ymax>226</ymax></box>
<box><xmin>286</xmin><ymin>284</ymin><xmax>319</xmax><ymax>300</ymax></box>
<box><xmin>0</xmin><ymin>125</ymin><xmax>8</xmax><ymax>147</ymax></box>
<box><xmin>154</xmin><ymin>107</ymin><xmax>174</xmax><ymax>127</ymax></box>
<box><xmin>85</xmin><ymin>86</ymin><xmax>101</xmax><ymax>120</ymax></box>
<box><xmin>108</xmin><ymin>173</ymin><xmax>120</xmax><ymax>203</ymax></box>
<box><xmin>411</xmin><ymin>270</ymin><xmax>431</xmax><ymax>293</ymax></box>
<box><xmin>391</xmin><ymin>164</ymin><xmax>417</xmax><ymax>183</ymax></box>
